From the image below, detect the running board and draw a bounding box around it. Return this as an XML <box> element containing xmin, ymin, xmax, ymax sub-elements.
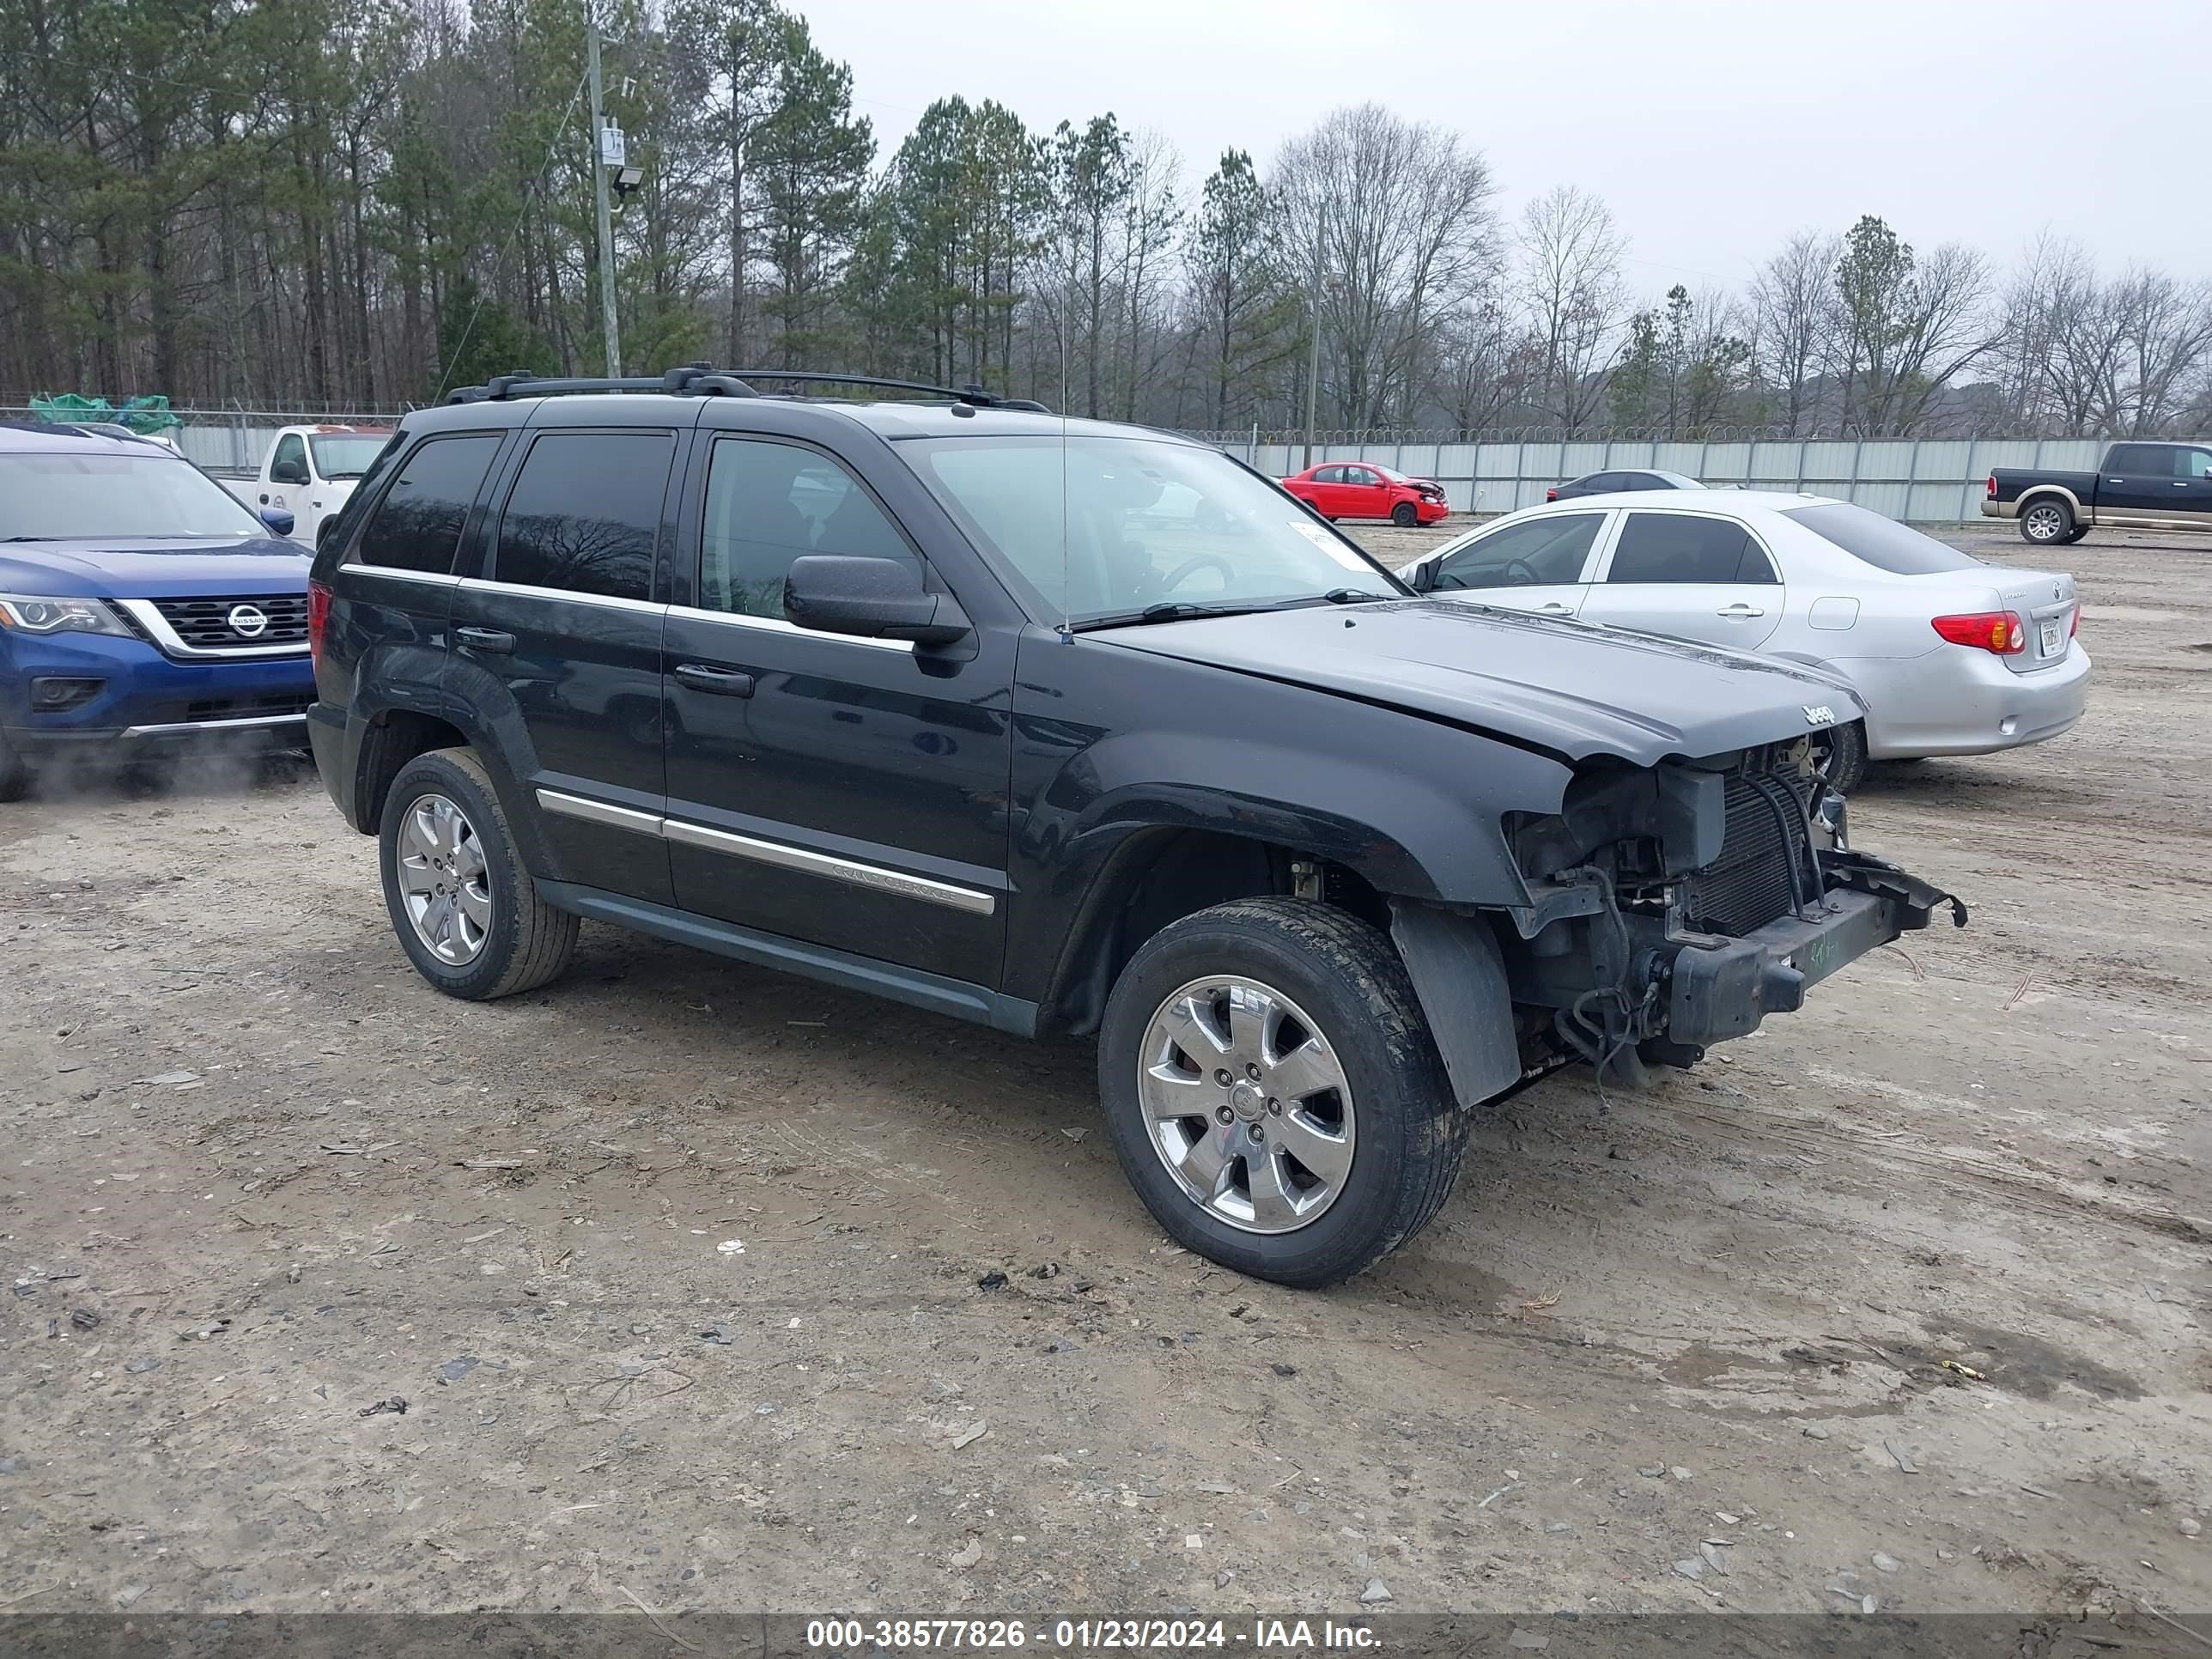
<box><xmin>535</xmin><ymin>879</ymin><xmax>1039</xmax><ymax>1037</ymax></box>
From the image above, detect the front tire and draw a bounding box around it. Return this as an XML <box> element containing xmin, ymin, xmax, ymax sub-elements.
<box><xmin>1390</xmin><ymin>501</ymin><xmax>1419</xmax><ymax>527</ymax></box>
<box><xmin>1097</xmin><ymin>897</ymin><xmax>1468</xmax><ymax>1288</ymax></box>
<box><xmin>379</xmin><ymin>747</ymin><xmax>578</xmax><ymax>1000</ymax></box>
<box><xmin>2019</xmin><ymin>497</ymin><xmax>2074</xmax><ymax>545</ymax></box>
<box><xmin>1810</xmin><ymin>719</ymin><xmax>1869</xmax><ymax>794</ymax></box>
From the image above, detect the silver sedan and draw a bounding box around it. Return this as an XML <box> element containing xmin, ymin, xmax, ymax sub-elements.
<box><xmin>1396</xmin><ymin>491</ymin><xmax>2091</xmax><ymax>791</ymax></box>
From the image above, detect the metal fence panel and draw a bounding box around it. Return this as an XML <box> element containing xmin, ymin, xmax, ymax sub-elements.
<box><xmin>1747</xmin><ymin>443</ymin><xmax>1801</xmax><ymax>483</ymax></box>
<box><xmin>1702</xmin><ymin>442</ymin><xmax>1752</xmax><ymax>482</ymax></box>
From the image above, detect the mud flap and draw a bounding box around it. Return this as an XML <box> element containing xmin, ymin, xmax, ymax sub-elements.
<box><xmin>1389</xmin><ymin>900</ymin><xmax>1522</xmax><ymax>1109</ymax></box>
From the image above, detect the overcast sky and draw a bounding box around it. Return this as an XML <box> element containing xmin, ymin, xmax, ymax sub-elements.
<box><xmin>799</xmin><ymin>0</ymin><xmax>2204</xmax><ymax>295</ymax></box>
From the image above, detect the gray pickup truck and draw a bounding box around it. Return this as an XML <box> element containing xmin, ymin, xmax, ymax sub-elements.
<box><xmin>1985</xmin><ymin>440</ymin><xmax>2212</xmax><ymax>544</ymax></box>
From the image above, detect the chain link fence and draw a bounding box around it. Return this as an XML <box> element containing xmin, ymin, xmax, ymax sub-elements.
<box><xmin>12</xmin><ymin>402</ymin><xmax>2187</xmax><ymax>526</ymax></box>
<box><xmin>3</xmin><ymin>404</ymin><xmax>406</xmax><ymax>471</ymax></box>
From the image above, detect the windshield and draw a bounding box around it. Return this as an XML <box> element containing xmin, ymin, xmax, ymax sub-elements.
<box><xmin>309</xmin><ymin>434</ymin><xmax>395</xmax><ymax>479</ymax></box>
<box><xmin>0</xmin><ymin>452</ymin><xmax>270</xmax><ymax>540</ymax></box>
<box><xmin>902</xmin><ymin>434</ymin><xmax>1401</xmax><ymax>624</ymax></box>
<box><xmin>1784</xmin><ymin>501</ymin><xmax>1984</xmax><ymax>574</ymax></box>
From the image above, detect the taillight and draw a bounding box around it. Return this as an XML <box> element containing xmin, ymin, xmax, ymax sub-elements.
<box><xmin>1545</xmin><ymin>487</ymin><xmax>1559</xmax><ymax>502</ymax></box>
<box><xmin>307</xmin><ymin>580</ymin><xmax>331</xmax><ymax>663</ymax></box>
<box><xmin>1932</xmin><ymin>610</ymin><xmax>2025</xmax><ymax>654</ymax></box>
<box><xmin>1984</xmin><ymin>473</ymin><xmax>1996</xmax><ymax>499</ymax></box>
<box><xmin>2069</xmin><ymin>603</ymin><xmax>2080</xmax><ymax>639</ymax></box>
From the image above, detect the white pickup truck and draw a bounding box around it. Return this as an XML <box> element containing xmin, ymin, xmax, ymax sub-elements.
<box><xmin>210</xmin><ymin>423</ymin><xmax>395</xmax><ymax>547</ymax></box>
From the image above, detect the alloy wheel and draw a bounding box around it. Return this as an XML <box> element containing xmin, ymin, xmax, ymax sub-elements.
<box><xmin>1135</xmin><ymin>975</ymin><xmax>1356</xmax><ymax>1234</ymax></box>
<box><xmin>396</xmin><ymin>793</ymin><xmax>491</xmax><ymax>965</ymax></box>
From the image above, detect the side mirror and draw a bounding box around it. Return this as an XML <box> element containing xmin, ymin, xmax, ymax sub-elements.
<box><xmin>785</xmin><ymin>556</ymin><xmax>970</xmax><ymax>646</ymax></box>
<box><xmin>1403</xmin><ymin>561</ymin><xmax>1435</xmax><ymax>593</ymax></box>
<box><xmin>259</xmin><ymin>507</ymin><xmax>297</xmax><ymax>537</ymax></box>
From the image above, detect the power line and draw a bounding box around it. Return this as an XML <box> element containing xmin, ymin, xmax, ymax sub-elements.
<box><xmin>430</xmin><ymin>68</ymin><xmax>592</xmax><ymax>404</ymax></box>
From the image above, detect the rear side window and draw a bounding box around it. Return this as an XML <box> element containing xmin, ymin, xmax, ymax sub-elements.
<box><xmin>699</xmin><ymin>438</ymin><xmax>916</xmax><ymax>619</ymax></box>
<box><xmin>1607</xmin><ymin>513</ymin><xmax>1776</xmax><ymax>584</ymax></box>
<box><xmin>493</xmin><ymin>431</ymin><xmax>675</xmax><ymax>601</ymax></box>
<box><xmin>1781</xmin><ymin>502</ymin><xmax>1981</xmax><ymax>575</ymax></box>
<box><xmin>353</xmin><ymin>434</ymin><xmax>502</xmax><ymax>573</ymax></box>
<box><xmin>1431</xmin><ymin>513</ymin><xmax>1603</xmax><ymax>591</ymax></box>
<box><xmin>2106</xmin><ymin>444</ymin><xmax>2177</xmax><ymax>478</ymax></box>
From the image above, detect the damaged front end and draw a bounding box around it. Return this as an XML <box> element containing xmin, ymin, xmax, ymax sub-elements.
<box><xmin>1494</xmin><ymin>741</ymin><xmax>1967</xmax><ymax>1086</ymax></box>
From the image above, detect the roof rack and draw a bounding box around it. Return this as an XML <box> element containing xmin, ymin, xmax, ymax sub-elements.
<box><xmin>729</xmin><ymin>371</ymin><xmax>1050</xmax><ymax>412</ymax></box>
<box><xmin>447</xmin><ymin>362</ymin><xmax>1049</xmax><ymax>413</ymax></box>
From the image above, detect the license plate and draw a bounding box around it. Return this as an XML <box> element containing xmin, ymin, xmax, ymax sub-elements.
<box><xmin>2039</xmin><ymin>617</ymin><xmax>2063</xmax><ymax>657</ymax></box>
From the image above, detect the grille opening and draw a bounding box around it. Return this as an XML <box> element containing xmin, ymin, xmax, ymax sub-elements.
<box><xmin>148</xmin><ymin>594</ymin><xmax>312</xmax><ymax>651</ymax></box>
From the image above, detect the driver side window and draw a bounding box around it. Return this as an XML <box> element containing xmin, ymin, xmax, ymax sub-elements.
<box><xmin>1431</xmin><ymin>513</ymin><xmax>1605</xmax><ymax>591</ymax></box>
<box><xmin>698</xmin><ymin>438</ymin><xmax>918</xmax><ymax>620</ymax></box>
<box><xmin>272</xmin><ymin>433</ymin><xmax>308</xmax><ymax>483</ymax></box>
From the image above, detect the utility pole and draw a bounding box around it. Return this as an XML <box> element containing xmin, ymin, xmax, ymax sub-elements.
<box><xmin>585</xmin><ymin>6</ymin><xmax>621</xmax><ymax>376</ymax></box>
<box><xmin>1301</xmin><ymin>202</ymin><xmax>1324</xmax><ymax>471</ymax></box>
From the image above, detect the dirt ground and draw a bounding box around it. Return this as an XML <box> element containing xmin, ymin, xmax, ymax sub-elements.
<box><xmin>3</xmin><ymin>521</ymin><xmax>2208</xmax><ymax>1632</ymax></box>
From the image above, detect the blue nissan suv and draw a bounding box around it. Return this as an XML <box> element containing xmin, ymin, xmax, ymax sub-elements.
<box><xmin>0</xmin><ymin>422</ymin><xmax>319</xmax><ymax>799</ymax></box>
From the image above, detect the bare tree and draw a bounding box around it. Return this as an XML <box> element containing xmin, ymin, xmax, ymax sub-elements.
<box><xmin>2105</xmin><ymin>269</ymin><xmax>2212</xmax><ymax>437</ymax></box>
<box><xmin>1516</xmin><ymin>185</ymin><xmax>1626</xmax><ymax>434</ymax></box>
<box><xmin>1115</xmin><ymin>127</ymin><xmax>1182</xmax><ymax>422</ymax></box>
<box><xmin>1747</xmin><ymin>230</ymin><xmax>1838</xmax><ymax>434</ymax></box>
<box><xmin>1272</xmin><ymin>104</ymin><xmax>1498</xmax><ymax>432</ymax></box>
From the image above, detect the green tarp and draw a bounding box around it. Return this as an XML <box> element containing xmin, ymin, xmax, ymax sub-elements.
<box><xmin>28</xmin><ymin>392</ymin><xmax>185</xmax><ymax>436</ymax></box>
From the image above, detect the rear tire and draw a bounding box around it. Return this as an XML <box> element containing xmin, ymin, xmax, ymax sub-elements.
<box><xmin>1097</xmin><ymin>897</ymin><xmax>1468</xmax><ymax>1288</ymax></box>
<box><xmin>2061</xmin><ymin>525</ymin><xmax>2090</xmax><ymax>544</ymax></box>
<box><xmin>379</xmin><ymin>747</ymin><xmax>578</xmax><ymax>1000</ymax></box>
<box><xmin>0</xmin><ymin>729</ymin><xmax>28</xmax><ymax>803</ymax></box>
<box><xmin>1811</xmin><ymin>719</ymin><xmax>1869</xmax><ymax>795</ymax></box>
<box><xmin>2019</xmin><ymin>497</ymin><xmax>2074</xmax><ymax>545</ymax></box>
<box><xmin>1390</xmin><ymin>501</ymin><xmax>1419</xmax><ymax>527</ymax></box>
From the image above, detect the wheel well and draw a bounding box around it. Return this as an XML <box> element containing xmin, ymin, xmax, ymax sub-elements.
<box><xmin>1039</xmin><ymin>828</ymin><xmax>1387</xmax><ymax>1037</ymax></box>
<box><xmin>2018</xmin><ymin>488</ymin><xmax>2075</xmax><ymax>517</ymax></box>
<box><xmin>354</xmin><ymin>710</ymin><xmax>468</xmax><ymax>833</ymax></box>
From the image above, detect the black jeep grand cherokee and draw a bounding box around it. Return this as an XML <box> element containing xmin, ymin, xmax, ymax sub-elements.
<box><xmin>305</xmin><ymin>367</ymin><xmax>1962</xmax><ymax>1286</ymax></box>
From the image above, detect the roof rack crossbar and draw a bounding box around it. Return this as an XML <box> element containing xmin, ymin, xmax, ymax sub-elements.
<box><xmin>727</xmin><ymin>371</ymin><xmax>1044</xmax><ymax>411</ymax></box>
<box><xmin>445</xmin><ymin>364</ymin><xmax>1048</xmax><ymax>413</ymax></box>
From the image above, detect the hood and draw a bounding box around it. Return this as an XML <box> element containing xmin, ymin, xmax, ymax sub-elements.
<box><xmin>1097</xmin><ymin>599</ymin><xmax>1866</xmax><ymax>766</ymax></box>
<box><xmin>0</xmin><ymin>535</ymin><xmax>310</xmax><ymax>599</ymax></box>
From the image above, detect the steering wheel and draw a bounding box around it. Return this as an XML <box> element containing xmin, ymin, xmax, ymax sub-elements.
<box><xmin>1502</xmin><ymin>556</ymin><xmax>1543</xmax><ymax>586</ymax></box>
<box><xmin>1160</xmin><ymin>553</ymin><xmax>1235</xmax><ymax>593</ymax></box>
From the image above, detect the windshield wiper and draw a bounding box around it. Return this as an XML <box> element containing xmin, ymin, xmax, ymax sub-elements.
<box><xmin>1069</xmin><ymin>601</ymin><xmax>1279</xmax><ymax>633</ymax></box>
<box><xmin>1321</xmin><ymin>586</ymin><xmax>1390</xmax><ymax>604</ymax></box>
<box><xmin>2</xmin><ymin>535</ymin><xmax>57</xmax><ymax>542</ymax></box>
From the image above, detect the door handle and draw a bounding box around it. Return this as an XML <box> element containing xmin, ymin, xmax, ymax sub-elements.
<box><xmin>1535</xmin><ymin>600</ymin><xmax>1571</xmax><ymax>613</ymax></box>
<box><xmin>456</xmin><ymin>625</ymin><xmax>515</xmax><ymax>653</ymax></box>
<box><xmin>674</xmin><ymin>663</ymin><xmax>756</xmax><ymax>697</ymax></box>
<box><xmin>1717</xmin><ymin>604</ymin><xmax>1765</xmax><ymax>619</ymax></box>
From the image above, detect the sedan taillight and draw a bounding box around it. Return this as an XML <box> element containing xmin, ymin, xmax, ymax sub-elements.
<box><xmin>1932</xmin><ymin>610</ymin><xmax>2025</xmax><ymax>655</ymax></box>
<box><xmin>307</xmin><ymin>580</ymin><xmax>331</xmax><ymax>663</ymax></box>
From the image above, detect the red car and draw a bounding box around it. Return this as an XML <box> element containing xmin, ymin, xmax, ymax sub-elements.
<box><xmin>1282</xmin><ymin>462</ymin><xmax>1450</xmax><ymax>526</ymax></box>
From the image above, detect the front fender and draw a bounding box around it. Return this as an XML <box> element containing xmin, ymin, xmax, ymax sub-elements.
<box><xmin>1002</xmin><ymin>629</ymin><xmax>1577</xmax><ymax>1010</ymax></box>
